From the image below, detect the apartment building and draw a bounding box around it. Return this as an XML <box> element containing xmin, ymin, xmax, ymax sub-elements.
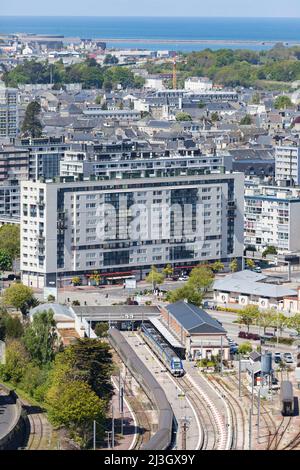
<box><xmin>0</xmin><ymin>82</ymin><xmax>18</xmax><ymax>139</ymax></box>
<box><xmin>244</xmin><ymin>183</ymin><xmax>300</xmax><ymax>254</ymax></box>
<box><xmin>21</xmin><ymin>171</ymin><xmax>244</xmax><ymax>288</ymax></box>
<box><xmin>275</xmin><ymin>142</ymin><xmax>300</xmax><ymax>185</ymax></box>
<box><xmin>19</xmin><ymin>136</ymin><xmax>69</xmax><ymax>180</ymax></box>
<box><xmin>60</xmin><ymin>142</ymin><xmax>232</xmax><ymax>179</ymax></box>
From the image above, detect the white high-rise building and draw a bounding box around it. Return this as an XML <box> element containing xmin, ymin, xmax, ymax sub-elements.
<box><xmin>275</xmin><ymin>142</ymin><xmax>300</xmax><ymax>185</ymax></box>
<box><xmin>20</xmin><ymin>171</ymin><xmax>244</xmax><ymax>288</ymax></box>
<box><xmin>0</xmin><ymin>82</ymin><xmax>18</xmax><ymax>139</ymax></box>
<box><xmin>244</xmin><ymin>183</ymin><xmax>300</xmax><ymax>254</ymax></box>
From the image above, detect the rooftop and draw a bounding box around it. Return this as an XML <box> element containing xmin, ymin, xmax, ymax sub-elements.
<box><xmin>166</xmin><ymin>301</ymin><xmax>226</xmax><ymax>335</ymax></box>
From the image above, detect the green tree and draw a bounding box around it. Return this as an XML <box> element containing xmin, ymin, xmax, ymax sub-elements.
<box><xmin>287</xmin><ymin>313</ymin><xmax>300</xmax><ymax>335</ymax></box>
<box><xmin>229</xmin><ymin>258</ymin><xmax>239</xmax><ymax>272</ymax></box>
<box><xmin>167</xmin><ymin>283</ymin><xmax>203</xmax><ymax>306</ymax></box>
<box><xmin>3</xmin><ymin>283</ymin><xmax>35</xmax><ymax>315</ymax></box>
<box><xmin>251</xmin><ymin>92</ymin><xmax>261</xmax><ymax>104</ymax></box>
<box><xmin>188</xmin><ymin>265</ymin><xmax>214</xmax><ymax>293</ymax></box>
<box><xmin>4</xmin><ymin>315</ymin><xmax>24</xmax><ymax>339</ymax></box>
<box><xmin>246</xmin><ymin>259</ymin><xmax>256</xmax><ymax>270</ymax></box>
<box><xmin>89</xmin><ymin>271</ymin><xmax>101</xmax><ymax>286</ymax></box>
<box><xmin>0</xmin><ymin>224</ymin><xmax>20</xmax><ymax>260</ymax></box>
<box><xmin>104</xmin><ymin>54</ymin><xmax>119</xmax><ymax>65</ymax></box>
<box><xmin>71</xmin><ymin>276</ymin><xmax>81</xmax><ymax>286</ymax></box>
<box><xmin>274</xmin><ymin>95</ymin><xmax>293</xmax><ymax>109</ymax></box>
<box><xmin>20</xmin><ymin>363</ymin><xmax>49</xmax><ymax>398</ymax></box>
<box><xmin>0</xmin><ymin>249</ymin><xmax>12</xmax><ymax>271</ymax></box>
<box><xmin>46</xmin><ymin>380</ymin><xmax>105</xmax><ymax>447</ymax></box>
<box><xmin>145</xmin><ymin>266</ymin><xmax>165</xmax><ymax>290</ymax></box>
<box><xmin>94</xmin><ymin>322</ymin><xmax>109</xmax><ymax>338</ymax></box>
<box><xmin>240</xmin><ymin>114</ymin><xmax>252</xmax><ymax>125</ymax></box>
<box><xmin>0</xmin><ymin>339</ymin><xmax>30</xmax><ymax>384</ymax></box>
<box><xmin>238</xmin><ymin>341</ymin><xmax>253</xmax><ymax>355</ymax></box>
<box><xmin>210</xmin><ymin>112</ymin><xmax>220</xmax><ymax>122</ymax></box>
<box><xmin>162</xmin><ymin>264</ymin><xmax>173</xmax><ymax>278</ymax></box>
<box><xmin>257</xmin><ymin>309</ymin><xmax>275</xmax><ymax>335</ymax></box>
<box><xmin>23</xmin><ymin>310</ymin><xmax>58</xmax><ymax>365</ymax></box>
<box><xmin>262</xmin><ymin>246</ymin><xmax>277</xmax><ymax>258</ymax></box>
<box><xmin>198</xmin><ymin>101</ymin><xmax>205</xmax><ymax>109</ymax></box>
<box><xmin>21</xmin><ymin>101</ymin><xmax>43</xmax><ymax>138</ymax></box>
<box><xmin>175</xmin><ymin>112</ymin><xmax>192</xmax><ymax>121</ymax></box>
<box><xmin>237</xmin><ymin>305</ymin><xmax>259</xmax><ymax>333</ymax></box>
<box><xmin>211</xmin><ymin>261</ymin><xmax>224</xmax><ymax>273</ymax></box>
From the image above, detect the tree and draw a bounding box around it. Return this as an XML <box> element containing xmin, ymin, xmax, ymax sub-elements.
<box><xmin>251</xmin><ymin>92</ymin><xmax>261</xmax><ymax>104</ymax></box>
<box><xmin>104</xmin><ymin>54</ymin><xmax>119</xmax><ymax>65</ymax></box>
<box><xmin>188</xmin><ymin>265</ymin><xmax>214</xmax><ymax>293</ymax></box>
<box><xmin>0</xmin><ymin>249</ymin><xmax>12</xmax><ymax>271</ymax></box>
<box><xmin>274</xmin><ymin>95</ymin><xmax>293</xmax><ymax>109</ymax></box>
<box><xmin>0</xmin><ymin>310</ymin><xmax>23</xmax><ymax>340</ymax></box>
<box><xmin>21</xmin><ymin>101</ymin><xmax>43</xmax><ymax>138</ymax></box>
<box><xmin>0</xmin><ymin>339</ymin><xmax>30</xmax><ymax>384</ymax></box>
<box><xmin>47</xmin><ymin>294</ymin><xmax>56</xmax><ymax>302</ymax></box>
<box><xmin>162</xmin><ymin>264</ymin><xmax>173</xmax><ymax>278</ymax></box>
<box><xmin>198</xmin><ymin>101</ymin><xmax>205</xmax><ymax>109</ymax></box>
<box><xmin>246</xmin><ymin>259</ymin><xmax>256</xmax><ymax>270</ymax></box>
<box><xmin>0</xmin><ymin>224</ymin><xmax>20</xmax><ymax>260</ymax></box>
<box><xmin>175</xmin><ymin>112</ymin><xmax>192</xmax><ymax>122</ymax></box>
<box><xmin>262</xmin><ymin>246</ymin><xmax>277</xmax><ymax>258</ymax></box>
<box><xmin>287</xmin><ymin>313</ymin><xmax>300</xmax><ymax>335</ymax></box>
<box><xmin>145</xmin><ymin>266</ymin><xmax>165</xmax><ymax>290</ymax></box>
<box><xmin>94</xmin><ymin>322</ymin><xmax>109</xmax><ymax>338</ymax></box>
<box><xmin>89</xmin><ymin>271</ymin><xmax>101</xmax><ymax>286</ymax></box>
<box><xmin>71</xmin><ymin>276</ymin><xmax>81</xmax><ymax>286</ymax></box>
<box><xmin>23</xmin><ymin>310</ymin><xmax>58</xmax><ymax>365</ymax></box>
<box><xmin>229</xmin><ymin>258</ymin><xmax>238</xmax><ymax>272</ymax></box>
<box><xmin>211</xmin><ymin>261</ymin><xmax>224</xmax><ymax>273</ymax></box>
<box><xmin>167</xmin><ymin>283</ymin><xmax>203</xmax><ymax>307</ymax></box>
<box><xmin>238</xmin><ymin>341</ymin><xmax>253</xmax><ymax>355</ymax></box>
<box><xmin>46</xmin><ymin>380</ymin><xmax>105</xmax><ymax>448</ymax></box>
<box><xmin>273</xmin><ymin>312</ymin><xmax>288</xmax><ymax>336</ymax></box>
<box><xmin>240</xmin><ymin>114</ymin><xmax>252</xmax><ymax>125</ymax></box>
<box><xmin>237</xmin><ymin>305</ymin><xmax>259</xmax><ymax>333</ymax></box>
<box><xmin>210</xmin><ymin>112</ymin><xmax>220</xmax><ymax>122</ymax></box>
<box><xmin>257</xmin><ymin>309</ymin><xmax>275</xmax><ymax>335</ymax></box>
<box><xmin>3</xmin><ymin>283</ymin><xmax>35</xmax><ymax>315</ymax></box>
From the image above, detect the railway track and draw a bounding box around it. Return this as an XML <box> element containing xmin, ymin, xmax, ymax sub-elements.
<box><xmin>176</xmin><ymin>375</ymin><xmax>222</xmax><ymax>450</ymax></box>
<box><xmin>207</xmin><ymin>374</ymin><xmax>247</xmax><ymax>450</ymax></box>
<box><xmin>267</xmin><ymin>417</ymin><xmax>292</xmax><ymax>450</ymax></box>
<box><xmin>228</xmin><ymin>374</ymin><xmax>277</xmax><ymax>449</ymax></box>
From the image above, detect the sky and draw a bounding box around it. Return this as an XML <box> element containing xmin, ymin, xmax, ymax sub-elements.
<box><xmin>1</xmin><ymin>0</ymin><xmax>300</xmax><ymax>17</ymax></box>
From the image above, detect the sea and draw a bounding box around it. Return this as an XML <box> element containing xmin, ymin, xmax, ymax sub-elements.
<box><xmin>1</xmin><ymin>16</ymin><xmax>300</xmax><ymax>52</ymax></box>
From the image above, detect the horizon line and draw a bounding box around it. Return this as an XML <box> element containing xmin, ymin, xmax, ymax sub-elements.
<box><xmin>2</xmin><ymin>15</ymin><xmax>300</xmax><ymax>19</ymax></box>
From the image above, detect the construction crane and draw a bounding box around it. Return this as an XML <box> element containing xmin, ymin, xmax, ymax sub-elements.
<box><xmin>172</xmin><ymin>55</ymin><xmax>177</xmax><ymax>90</ymax></box>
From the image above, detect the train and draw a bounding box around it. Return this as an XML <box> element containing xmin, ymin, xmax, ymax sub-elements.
<box><xmin>108</xmin><ymin>327</ymin><xmax>174</xmax><ymax>450</ymax></box>
<box><xmin>280</xmin><ymin>380</ymin><xmax>294</xmax><ymax>416</ymax></box>
<box><xmin>141</xmin><ymin>322</ymin><xmax>185</xmax><ymax>377</ymax></box>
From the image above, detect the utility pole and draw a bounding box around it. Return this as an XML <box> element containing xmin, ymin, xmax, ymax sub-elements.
<box><xmin>181</xmin><ymin>417</ymin><xmax>189</xmax><ymax>450</ymax></box>
<box><xmin>93</xmin><ymin>420</ymin><xmax>96</xmax><ymax>450</ymax></box>
<box><xmin>111</xmin><ymin>404</ymin><xmax>115</xmax><ymax>449</ymax></box>
<box><xmin>220</xmin><ymin>336</ymin><xmax>223</xmax><ymax>375</ymax></box>
<box><xmin>248</xmin><ymin>408</ymin><xmax>252</xmax><ymax>450</ymax></box>
<box><xmin>251</xmin><ymin>366</ymin><xmax>255</xmax><ymax>415</ymax></box>
<box><xmin>239</xmin><ymin>354</ymin><xmax>241</xmax><ymax>397</ymax></box>
<box><xmin>257</xmin><ymin>388</ymin><xmax>261</xmax><ymax>443</ymax></box>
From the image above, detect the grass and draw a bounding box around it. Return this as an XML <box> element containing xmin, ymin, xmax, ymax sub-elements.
<box><xmin>0</xmin><ymin>379</ymin><xmax>46</xmax><ymax>410</ymax></box>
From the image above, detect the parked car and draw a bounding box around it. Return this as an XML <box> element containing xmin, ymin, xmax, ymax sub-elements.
<box><xmin>274</xmin><ymin>352</ymin><xmax>282</xmax><ymax>364</ymax></box>
<box><xmin>283</xmin><ymin>352</ymin><xmax>294</xmax><ymax>364</ymax></box>
<box><xmin>178</xmin><ymin>276</ymin><xmax>189</xmax><ymax>281</ymax></box>
<box><xmin>289</xmin><ymin>331</ymin><xmax>300</xmax><ymax>338</ymax></box>
<box><xmin>238</xmin><ymin>331</ymin><xmax>260</xmax><ymax>340</ymax></box>
<box><xmin>254</xmin><ymin>267</ymin><xmax>262</xmax><ymax>273</ymax></box>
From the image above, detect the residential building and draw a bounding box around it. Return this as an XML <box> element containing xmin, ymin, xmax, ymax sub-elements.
<box><xmin>275</xmin><ymin>141</ymin><xmax>300</xmax><ymax>185</ymax></box>
<box><xmin>20</xmin><ymin>169</ymin><xmax>244</xmax><ymax>288</ymax></box>
<box><xmin>0</xmin><ymin>82</ymin><xmax>18</xmax><ymax>139</ymax></box>
<box><xmin>19</xmin><ymin>136</ymin><xmax>69</xmax><ymax>179</ymax></box>
<box><xmin>244</xmin><ymin>183</ymin><xmax>300</xmax><ymax>254</ymax></box>
<box><xmin>184</xmin><ymin>77</ymin><xmax>213</xmax><ymax>93</ymax></box>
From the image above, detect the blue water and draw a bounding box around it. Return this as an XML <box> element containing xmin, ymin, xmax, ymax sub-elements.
<box><xmin>1</xmin><ymin>17</ymin><xmax>300</xmax><ymax>51</ymax></box>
